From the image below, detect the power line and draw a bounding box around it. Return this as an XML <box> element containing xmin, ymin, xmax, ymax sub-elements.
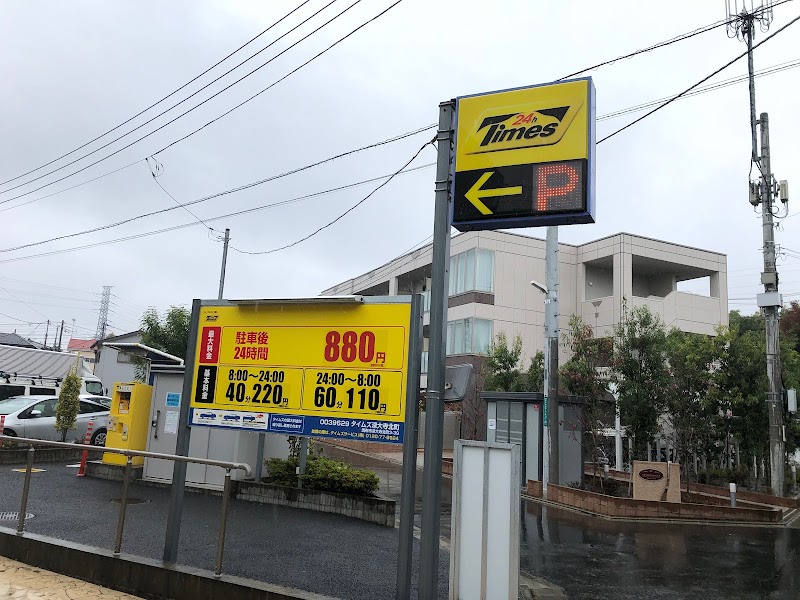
<box><xmin>4</xmin><ymin>9</ymin><xmax>797</xmax><ymax>266</ymax></box>
<box><xmin>0</xmin><ymin>312</ymin><xmax>45</xmax><ymax>325</ymax></box>
<box><xmin>0</xmin><ymin>125</ymin><xmax>435</xmax><ymax>254</ymax></box>
<box><xmin>147</xmin><ymin>156</ymin><xmax>221</xmax><ymax>234</ymax></box>
<box><xmin>0</xmin><ymin>0</ymin><xmax>346</xmax><ymax>199</ymax></box>
<box><xmin>559</xmin><ymin>0</ymin><xmax>795</xmax><ymax>80</ymax></box>
<box><xmin>0</xmin><ymin>0</ymin><xmax>377</xmax><ymax>207</ymax></box>
<box><xmin>3</xmin><ymin>25</ymin><xmax>793</xmax><ymax>266</ymax></box>
<box><xmin>0</xmin><ymin>162</ymin><xmax>436</xmax><ymax>265</ymax></box>
<box><xmin>10</xmin><ymin>42</ymin><xmax>797</xmax><ymax>255</ymax></box>
<box><xmin>0</xmin><ymin>276</ymin><xmax>99</xmax><ymax>294</ymax></box>
<box><xmin>236</xmin><ymin>16</ymin><xmax>800</xmax><ymax>265</ymax></box>
<box><xmin>0</xmin><ymin>7</ymin><xmax>779</xmax><ymax>215</ymax></box>
<box><xmin>598</xmin><ymin>58</ymin><xmax>800</xmax><ymax>121</ymax></box>
<box><xmin>0</xmin><ymin>159</ymin><xmax>144</xmax><ymax>214</ymax></box>
<box><xmin>0</xmin><ymin>285</ymin><xmax>51</xmax><ymax>319</ymax></box>
<box><xmin>0</xmin><ymin>0</ymin><xmax>315</xmax><ymax>189</ymax></box>
<box><xmin>5</xmin><ymin>42</ymin><xmax>797</xmax><ymax>244</ymax></box>
<box><xmin>229</xmin><ymin>138</ymin><xmax>434</xmax><ymax>255</ymax></box>
<box><xmin>0</xmin><ymin>287</ymin><xmax>100</xmax><ymax>304</ymax></box>
<box><xmin>597</xmin><ymin>12</ymin><xmax>800</xmax><ymax>144</ymax></box>
<box><xmin>153</xmin><ymin>0</ymin><xmax>407</xmax><ymax>156</ymax></box>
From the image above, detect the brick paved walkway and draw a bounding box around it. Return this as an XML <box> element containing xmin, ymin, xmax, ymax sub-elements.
<box><xmin>0</xmin><ymin>557</ymin><xmax>141</xmax><ymax>599</ymax></box>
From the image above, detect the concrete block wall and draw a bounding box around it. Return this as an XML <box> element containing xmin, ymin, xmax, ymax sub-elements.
<box><xmin>234</xmin><ymin>481</ymin><xmax>396</xmax><ymax>527</ymax></box>
<box><xmin>544</xmin><ymin>483</ymin><xmax>781</xmax><ymax>523</ymax></box>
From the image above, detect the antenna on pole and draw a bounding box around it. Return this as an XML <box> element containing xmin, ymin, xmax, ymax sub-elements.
<box><xmin>726</xmin><ymin>0</ymin><xmax>773</xmax><ymax>39</ymax></box>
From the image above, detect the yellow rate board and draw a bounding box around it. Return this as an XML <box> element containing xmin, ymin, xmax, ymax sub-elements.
<box><xmin>451</xmin><ymin>78</ymin><xmax>595</xmax><ymax>231</ymax></box>
<box><xmin>189</xmin><ymin>301</ymin><xmax>411</xmax><ymax>444</ymax></box>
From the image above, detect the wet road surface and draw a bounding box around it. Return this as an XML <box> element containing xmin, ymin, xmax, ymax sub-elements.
<box><xmin>325</xmin><ymin>444</ymin><xmax>800</xmax><ymax>600</ymax></box>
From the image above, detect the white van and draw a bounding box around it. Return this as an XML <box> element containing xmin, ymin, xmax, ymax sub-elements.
<box><xmin>0</xmin><ymin>345</ymin><xmax>104</xmax><ymax>401</ymax></box>
<box><xmin>0</xmin><ymin>374</ymin><xmax>104</xmax><ymax>401</ymax></box>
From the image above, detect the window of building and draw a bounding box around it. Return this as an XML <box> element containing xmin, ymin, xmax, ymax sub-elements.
<box><xmin>446</xmin><ymin>318</ymin><xmax>493</xmax><ymax>355</ymax></box>
<box><xmin>449</xmin><ymin>249</ymin><xmax>494</xmax><ymax>296</ymax></box>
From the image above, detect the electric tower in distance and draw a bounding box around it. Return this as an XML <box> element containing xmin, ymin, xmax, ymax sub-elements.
<box><xmin>95</xmin><ymin>285</ymin><xmax>112</xmax><ymax>340</ymax></box>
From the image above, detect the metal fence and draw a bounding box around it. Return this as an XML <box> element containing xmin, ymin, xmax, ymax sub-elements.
<box><xmin>0</xmin><ymin>434</ymin><xmax>250</xmax><ymax>577</ymax></box>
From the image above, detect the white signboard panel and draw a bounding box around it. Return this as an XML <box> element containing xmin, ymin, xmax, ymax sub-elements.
<box><xmin>449</xmin><ymin>440</ymin><xmax>520</xmax><ymax>600</ymax></box>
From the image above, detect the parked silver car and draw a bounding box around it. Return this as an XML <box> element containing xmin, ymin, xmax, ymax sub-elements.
<box><xmin>0</xmin><ymin>394</ymin><xmax>109</xmax><ymax>445</ymax></box>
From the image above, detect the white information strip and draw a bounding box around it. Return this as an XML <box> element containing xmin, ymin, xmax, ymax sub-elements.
<box><xmin>449</xmin><ymin>440</ymin><xmax>520</xmax><ymax>600</ymax></box>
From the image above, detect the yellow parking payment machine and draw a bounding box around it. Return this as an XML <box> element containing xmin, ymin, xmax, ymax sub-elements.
<box><xmin>102</xmin><ymin>382</ymin><xmax>153</xmax><ymax>466</ymax></box>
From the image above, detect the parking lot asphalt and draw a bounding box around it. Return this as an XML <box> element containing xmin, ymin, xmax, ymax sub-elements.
<box><xmin>0</xmin><ymin>460</ymin><xmax>448</xmax><ymax>600</ymax></box>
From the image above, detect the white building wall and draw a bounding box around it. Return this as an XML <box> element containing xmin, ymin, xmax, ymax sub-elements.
<box><xmin>321</xmin><ymin>231</ymin><xmax>729</xmax><ymax>367</ymax></box>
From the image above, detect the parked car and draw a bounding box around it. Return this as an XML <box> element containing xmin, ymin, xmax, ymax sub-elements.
<box><xmin>84</xmin><ymin>395</ymin><xmax>112</xmax><ymax>409</ymax></box>
<box><xmin>0</xmin><ymin>394</ymin><xmax>109</xmax><ymax>446</ymax></box>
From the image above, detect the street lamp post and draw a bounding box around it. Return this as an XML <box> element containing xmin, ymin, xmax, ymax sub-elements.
<box><xmin>532</xmin><ymin>272</ymin><xmax>559</xmax><ymax>492</ymax></box>
<box><xmin>530</xmin><ymin>280</ymin><xmax>550</xmax><ymax>494</ymax></box>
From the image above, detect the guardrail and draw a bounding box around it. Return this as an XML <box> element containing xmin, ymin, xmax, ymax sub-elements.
<box><xmin>0</xmin><ymin>435</ymin><xmax>250</xmax><ymax>578</ymax></box>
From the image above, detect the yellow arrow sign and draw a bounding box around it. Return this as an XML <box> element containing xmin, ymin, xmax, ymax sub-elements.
<box><xmin>464</xmin><ymin>171</ymin><xmax>523</xmax><ymax>215</ymax></box>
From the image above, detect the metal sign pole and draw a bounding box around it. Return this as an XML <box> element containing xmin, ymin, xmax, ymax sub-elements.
<box><xmin>396</xmin><ymin>294</ymin><xmax>423</xmax><ymax>600</ymax></box>
<box><xmin>545</xmin><ymin>225</ymin><xmax>560</xmax><ymax>488</ymax></box>
<box><xmin>418</xmin><ymin>100</ymin><xmax>455</xmax><ymax>599</ymax></box>
<box><xmin>163</xmin><ymin>298</ymin><xmax>201</xmax><ymax>563</ymax></box>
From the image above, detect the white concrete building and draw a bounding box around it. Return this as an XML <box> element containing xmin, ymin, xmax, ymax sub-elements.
<box><xmin>323</xmin><ymin>230</ymin><xmax>729</xmax><ymax>380</ymax></box>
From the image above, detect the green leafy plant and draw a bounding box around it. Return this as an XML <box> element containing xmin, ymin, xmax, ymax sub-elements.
<box><xmin>55</xmin><ymin>365</ymin><xmax>81</xmax><ymax>442</ymax></box>
<box><xmin>484</xmin><ymin>332</ymin><xmax>543</xmax><ymax>392</ymax></box>
<box><xmin>140</xmin><ymin>306</ymin><xmax>191</xmax><ymax>359</ymax></box>
<box><xmin>286</xmin><ymin>436</ymin><xmax>319</xmax><ymax>460</ymax></box>
<box><xmin>265</xmin><ymin>455</ymin><xmax>379</xmax><ymax>496</ymax></box>
<box><xmin>611</xmin><ymin>302</ymin><xmax>670</xmax><ymax>460</ymax></box>
<box><xmin>560</xmin><ymin>315</ymin><xmax>611</xmax><ymax>491</ymax></box>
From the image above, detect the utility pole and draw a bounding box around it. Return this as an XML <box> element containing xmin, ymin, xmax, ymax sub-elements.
<box><xmin>726</xmin><ymin>1</ymin><xmax>789</xmax><ymax>496</ymax></box>
<box><xmin>544</xmin><ymin>226</ymin><xmax>560</xmax><ymax>489</ymax></box>
<box><xmin>418</xmin><ymin>100</ymin><xmax>454</xmax><ymax>599</ymax></box>
<box><xmin>55</xmin><ymin>319</ymin><xmax>64</xmax><ymax>352</ymax></box>
<box><xmin>759</xmin><ymin>113</ymin><xmax>785</xmax><ymax>496</ymax></box>
<box><xmin>218</xmin><ymin>228</ymin><xmax>230</xmax><ymax>300</ymax></box>
<box><xmin>43</xmin><ymin>320</ymin><xmax>50</xmax><ymax>349</ymax></box>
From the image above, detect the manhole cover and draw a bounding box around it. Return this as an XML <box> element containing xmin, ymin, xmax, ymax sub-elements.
<box><xmin>0</xmin><ymin>512</ymin><xmax>33</xmax><ymax>521</ymax></box>
<box><xmin>110</xmin><ymin>498</ymin><xmax>149</xmax><ymax>505</ymax></box>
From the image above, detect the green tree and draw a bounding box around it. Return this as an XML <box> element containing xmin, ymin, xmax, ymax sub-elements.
<box><xmin>484</xmin><ymin>333</ymin><xmax>525</xmax><ymax>392</ymax></box>
<box><xmin>484</xmin><ymin>333</ymin><xmax>543</xmax><ymax>392</ymax></box>
<box><xmin>560</xmin><ymin>315</ymin><xmax>611</xmax><ymax>486</ymax></box>
<box><xmin>716</xmin><ymin>311</ymin><xmax>800</xmax><ymax>482</ymax></box>
<box><xmin>55</xmin><ymin>366</ymin><xmax>81</xmax><ymax>442</ymax></box>
<box><xmin>665</xmin><ymin>329</ymin><xmax>721</xmax><ymax>479</ymax></box>
<box><xmin>140</xmin><ymin>306</ymin><xmax>191</xmax><ymax>359</ymax></box>
<box><xmin>780</xmin><ymin>302</ymin><xmax>800</xmax><ymax>361</ymax></box>
<box><xmin>610</xmin><ymin>303</ymin><xmax>670</xmax><ymax>460</ymax></box>
<box><xmin>526</xmin><ymin>351</ymin><xmax>545</xmax><ymax>393</ymax></box>
<box><xmin>729</xmin><ymin>309</ymin><xmax>764</xmax><ymax>334</ymax></box>
<box><xmin>712</xmin><ymin>323</ymin><xmax>768</xmax><ymax>478</ymax></box>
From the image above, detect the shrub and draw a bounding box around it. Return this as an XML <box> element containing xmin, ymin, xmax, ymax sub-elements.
<box><xmin>697</xmin><ymin>467</ymin><xmax>750</xmax><ymax>489</ymax></box>
<box><xmin>265</xmin><ymin>455</ymin><xmax>379</xmax><ymax>496</ymax></box>
<box><xmin>55</xmin><ymin>366</ymin><xmax>81</xmax><ymax>442</ymax></box>
<box><xmin>264</xmin><ymin>457</ymin><xmax>299</xmax><ymax>486</ymax></box>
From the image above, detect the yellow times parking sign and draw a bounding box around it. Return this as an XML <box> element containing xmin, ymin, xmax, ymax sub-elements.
<box><xmin>188</xmin><ymin>299</ymin><xmax>412</xmax><ymax>444</ymax></box>
<box><xmin>452</xmin><ymin>77</ymin><xmax>595</xmax><ymax>231</ymax></box>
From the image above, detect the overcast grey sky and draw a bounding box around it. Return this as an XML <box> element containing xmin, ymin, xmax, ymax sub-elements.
<box><xmin>0</xmin><ymin>0</ymin><xmax>798</xmax><ymax>342</ymax></box>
